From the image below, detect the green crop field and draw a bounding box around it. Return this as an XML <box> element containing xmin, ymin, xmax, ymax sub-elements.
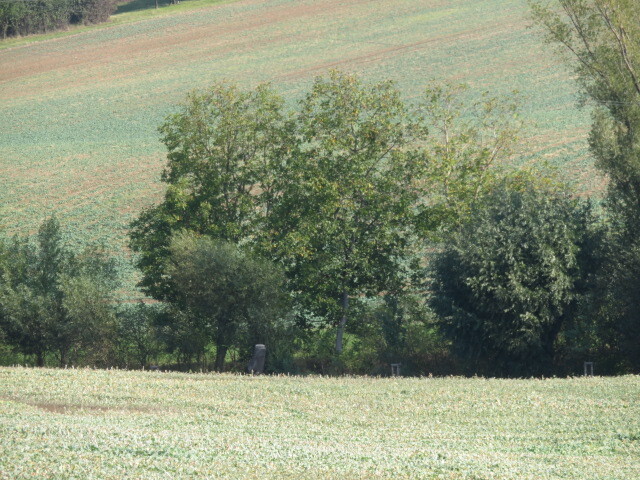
<box><xmin>0</xmin><ymin>368</ymin><xmax>638</xmax><ymax>479</ymax></box>
<box><xmin>0</xmin><ymin>0</ymin><xmax>597</xmax><ymax>293</ymax></box>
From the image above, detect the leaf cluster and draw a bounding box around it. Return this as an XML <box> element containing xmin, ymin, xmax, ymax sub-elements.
<box><xmin>430</xmin><ymin>177</ymin><xmax>601</xmax><ymax>375</ymax></box>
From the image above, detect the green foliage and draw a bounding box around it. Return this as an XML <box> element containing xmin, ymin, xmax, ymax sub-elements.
<box><xmin>0</xmin><ymin>217</ymin><xmax>119</xmax><ymax>366</ymax></box>
<box><xmin>131</xmin><ymin>71</ymin><xmax>526</xmax><ymax>359</ymax></box>
<box><xmin>271</xmin><ymin>71</ymin><xmax>421</xmax><ymax>353</ymax></box>
<box><xmin>430</xmin><ymin>176</ymin><xmax>601</xmax><ymax>376</ymax></box>
<box><xmin>115</xmin><ymin>301</ymin><xmax>163</xmax><ymax>368</ymax></box>
<box><xmin>531</xmin><ymin>0</ymin><xmax>640</xmax><ymax>372</ymax></box>
<box><xmin>130</xmin><ymin>82</ymin><xmax>290</xmax><ymax>300</ymax></box>
<box><xmin>165</xmin><ymin>231</ymin><xmax>288</xmax><ymax>371</ymax></box>
<box><xmin>289</xmin><ymin>295</ymin><xmax>453</xmax><ymax>376</ymax></box>
<box><xmin>0</xmin><ymin>0</ymin><xmax>116</xmax><ymax>39</ymax></box>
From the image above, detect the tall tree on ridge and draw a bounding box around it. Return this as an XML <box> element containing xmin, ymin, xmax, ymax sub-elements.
<box><xmin>531</xmin><ymin>0</ymin><xmax>640</xmax><ymax>369</ymax></box>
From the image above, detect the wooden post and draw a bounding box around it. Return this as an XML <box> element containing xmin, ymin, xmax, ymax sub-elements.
<box><xmin>584</xmin><ymin>361</ymin><xmax>594</xmax><ymax>376</ymax></box>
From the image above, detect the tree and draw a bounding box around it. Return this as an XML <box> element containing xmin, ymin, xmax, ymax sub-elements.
<box><xmin>130</xmin><ymin>72</ymin><xmax>524</xmax><ymax>362</ymax></box>
<box><xmin>530</xmin><ymin>0</ymin><xmax>640</xmax><ymax>370</ymax></box>
<box><xmin>116</xmin><ymin>301</ymin><xmax>162</xmax><ymax>369</ymax></box>
<box><xmin>130</xmin><ymin>82</ymin><xmax>291</xmax><ymax>300</ymax></box>
<box><xmin>0</xmin><ymin>217</ymin><xmax>119</xmax><ymax>366</ymax></box>
<box><xmin>413</xmin><ymin>82</ymin><xmax>521</xmax><ymax>236</ymax></box>
<box><xmin>430</xmin><ymin>177</ymin><xmax>600</xmax><ymax>376</ymax></box>
<box><xmin>165</xmin><ymin>232</ymin><xmax>287</xmax><ymax>371</ymax></box>
<box><xmin>270</xmin><ymin>71</ymin><xmax>421</xmax><ymax>353</ymax></box>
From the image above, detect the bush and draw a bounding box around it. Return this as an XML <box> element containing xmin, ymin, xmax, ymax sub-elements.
<box><xmin>430</xmin><ymin>176</ymin><xmax>602</xmax><ymax>376</ymax></box>
<box><xmin>0</xmin><ymin>0</ymin><xmax>116</xmax><ymax>39</ymax></box>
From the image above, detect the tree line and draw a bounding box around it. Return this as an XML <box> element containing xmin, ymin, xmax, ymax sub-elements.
<box><xmin>0</xmin><ymin>0</ymin><xmax>116</xmax><ymax>39</ymax></box>
<box><xmin>1</xmin><ymin>0</ymin><xmax>639</xmax><ymax>376</ymax></box>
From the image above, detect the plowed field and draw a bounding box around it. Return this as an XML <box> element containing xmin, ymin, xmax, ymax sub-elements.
<box><xmin>0</xmin><ymin>0</ymin><xmax>594</xmax><ymax>293</ymax></box>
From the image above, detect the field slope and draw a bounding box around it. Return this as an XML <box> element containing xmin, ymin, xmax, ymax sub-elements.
<box><xmin>1</xmin><ymin>368</ymin><xmax>639</xmax><ymax>479</ymax></box>
<box><xmin>0</xmin><ymin>0</ymin><xmax>596</xmax><ymax>292</ymax></box>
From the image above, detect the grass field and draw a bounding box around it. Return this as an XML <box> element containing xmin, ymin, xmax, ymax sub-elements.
<box><xmin>0</xmin><ymin>368</ymin><xmax>638</xmax><ymax>479</ymax></box>
<box><xmin>0</xmin><ymin>0</ymin><xmax>596</xmax><ymax>293</ymax></box>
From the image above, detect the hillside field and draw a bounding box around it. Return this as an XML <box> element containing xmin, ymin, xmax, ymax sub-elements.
<box><xmin>0</xmin><ymin>0</ymin><xmax>596</xmax><ymax>292</ymax></box>
<box><xmin>0</xmin><ymin>368</ymin><xmax>638</xmax><ymax>479</ymax></box>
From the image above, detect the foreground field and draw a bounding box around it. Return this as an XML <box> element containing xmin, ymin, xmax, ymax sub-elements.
<box><xmin>0</xmin><ymin>368</ymin><xmax>638</xmax><ymax>479</ymax></box>
<box><xmin>0</xmin><ymin>0</ymin><xmax>594</xmax><ymax>294</ymax></box>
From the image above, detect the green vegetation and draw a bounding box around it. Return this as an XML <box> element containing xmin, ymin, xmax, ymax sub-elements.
<box><xmin>430</xmin><ymin>176</ymin><xmax>602</xmax><ymax>376</ymax></box>
<box><xmin>270</xmin><ymin>72</ymin><xmax>418</xmax><ymax>354</ymax></box>
<box><xmin>129</xmin><ymin>82</ymin><xmax>292</xmax><ymax>300</ymax></box>
<box><xmin>1</xmin><ymin>368</ymin><xmax>639</xmax><ymax>479</ymax></box>
<box><xmin>0</xmin><ymin>0</ymin><xmax>116</xmax><ymax>40</ymax></box>
<box><xmin>166</xmin><ymin>233</ymin><xmax>288</xmax><ymax>371</ymax></box>
<box><xmin>130</xmin><ymin>72</ymin><xmax>523</xmax><ymax>365</ymax></box>
<box><xmin>0</xmin><ymin>217</ymin><xmax>119</xmax><ymax>367</ymax></box>
<box><xmin>531</xmin><ymin>0</ymin><xmax>640</xmax><ymax>371</ymax></box>
<box><xmin>0</xmin><ymin>0</ymin><xmax>233</xmax><ymax>48</ymax></box>
<box><xmin>0</xmin><ymin>0</ymin><xmax>593</xmax><ymax>294</ymax></box>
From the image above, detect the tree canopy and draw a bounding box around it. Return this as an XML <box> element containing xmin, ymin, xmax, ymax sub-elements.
<box><xmin>130</xmin><ymin>71</ymin><xmax>523</xmax><ymax>357</ymax></box>
<box><xmin>430</xmin><ymin>177</ymin><xmax>600</xmax><ymax>376</ymax></box>
<box><xmin>0</xmin><ymin>217</ymin><xmax>119</xmax><ymax>366</ymax></box>
<box><xmin>531</xmin><ymin>0</ymin><xmax>640</xmax><ymax>370</ymax></box>
<box><xmin>130</xmin><ymin>83</ymin><xmax>292</xmax><ymax>300</ymax></box>
<box><xmin>166</xmin><ymin>232</ymin><xmax>287</xmax><ymax>371</ymax></box>
<box><xmin>269</xmin><ymin>71</ymin><xmax>421</xmax><ymax>353</ymax></box>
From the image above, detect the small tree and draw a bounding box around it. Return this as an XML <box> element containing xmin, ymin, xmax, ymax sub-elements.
<box><xmin>166</xmin><ymin>232</ymin><xmax>287</xmax><ymax>371</ymax></box>
<box><xmin>430</xmin><ymin>177</ymin><xmax>600</xmax><ymax>376</ymax></box>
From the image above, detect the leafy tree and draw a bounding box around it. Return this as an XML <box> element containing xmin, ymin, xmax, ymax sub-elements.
<box><xmin>165</xmin><ymin>231</ymin><xmax>287</xmax><ymax>371</ymax></box>
<box><xmin>130</xmin><ymin>82</ymin><xmax>291</xmax><ymax>300</ymax></box>
<box><xmin>0</xmin><ymin>217</ymin><xmax>118</xmax><ymax>366</ymax></box>
<box><xmin>116</xmin><ymin>302</ymin><xmax>162</xmax><ymax>369</ymax></box>
<box><xmin>270</xmin><ymin>71</ymin><xmax>421</xmax><ymax>353</ymax></box>
<box><xmin>430</xmin><ymin>177</ymin><xmax>601</xmax><ymax>376</ymax></box>
<box><xmin>414</xmin><ymin>82</ymin><xmax>521</xmax><ymax>236</ymax></box>
<box><xmin>531</xmin><ymin>0</ymin><xmax>640</xmax><ymax>370</ymax></box>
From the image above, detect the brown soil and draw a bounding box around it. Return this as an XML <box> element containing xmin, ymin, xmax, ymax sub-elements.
<box><xmin>0</xmin><ymin>0</ymin><xmax>369</xmax><ymax>85</ymax></box>
<box><xmin>1</xmin><ymin>394</ymin><xmax>170</xmax><ymax>415</ymax></box>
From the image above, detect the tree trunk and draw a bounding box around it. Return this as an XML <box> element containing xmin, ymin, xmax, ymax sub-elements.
<box><xmin>36</xmin><ymin>351</ymin><xmax>44</xmax><ymax>367</ymax></box>
<box><xmin>214</xmin><ymin>343</ymin><xmax>228</xmax><ymax>372</ymax></box>
<box><xmin>335</xmin><ymin>290</ymin><xmax>349</xmax><ymax>354</ymax></box>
